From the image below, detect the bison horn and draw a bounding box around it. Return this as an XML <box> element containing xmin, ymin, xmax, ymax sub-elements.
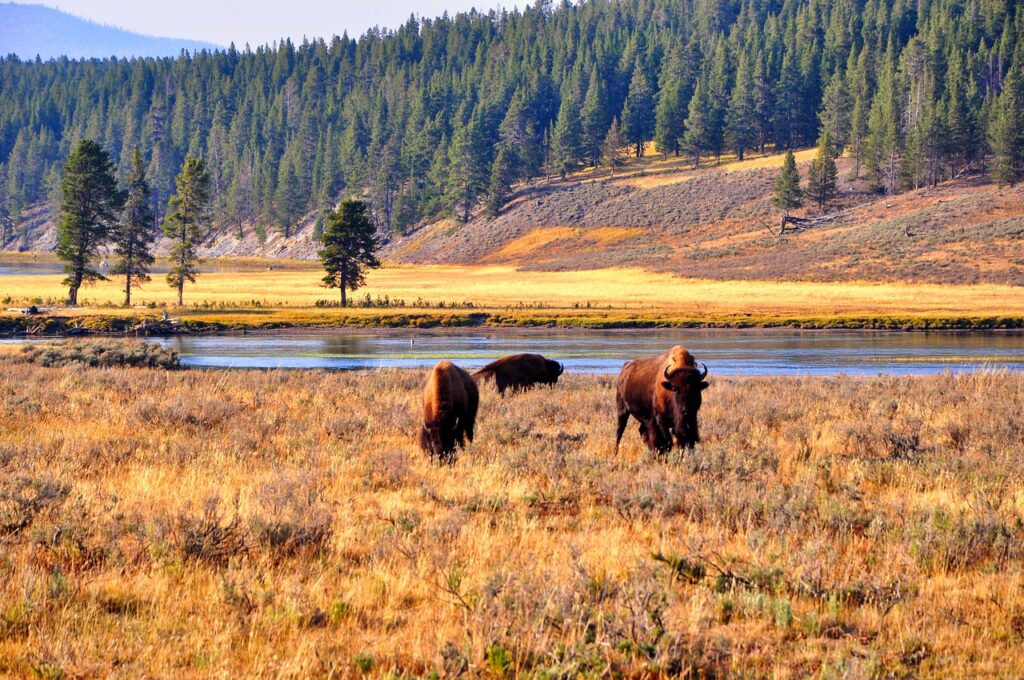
<box><xmin>697</xmin><ymin>362</ymin><xmax>708</xmax><ymax>381</ymax></box>
<box><xmin>558</xmin><ymin>362</ymin><xmax>564</xmax><ymax>375</ymax></box>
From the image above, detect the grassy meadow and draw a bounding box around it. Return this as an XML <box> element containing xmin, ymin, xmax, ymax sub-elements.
<box><xmin>2</xmin><ymin>354</ymin><xmax>1023</xmax><ymax>676</ymax></box>
<box><xmin>4</xmin><ymin>258</ymin><xmax>1024</xmax><ymax>331</ymax></box>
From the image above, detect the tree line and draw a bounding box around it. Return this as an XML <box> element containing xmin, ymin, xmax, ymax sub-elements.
<box><xmin>2</xmin><ymin>0</ymin><xmax>1024</xmax><ymax>250</ymax></box>
<box><xmin>56</xmin><ymin>138</ymin><xmax>380</xmax><ymax>306</ymax></box>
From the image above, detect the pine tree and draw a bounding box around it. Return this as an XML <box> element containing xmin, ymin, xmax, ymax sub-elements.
<box><xmin>772</xmin><ymin>150</ymin><xmax>803</xmax><ymax>213</ymax></box>
<box><xmin>445</xmin><ymin>118</ymin><xmax>487</xmax><ymax>222</ymax></box>
<box><xmin>319</xmin><ymin>199</ymin><xmax>380</xmax><ymax>307</ymax></box>
<box><xmin>684</xmin><ymin>77</ymin><xmax>715</xmax><ymax>167</ymax></box>
<box><xmin>621</xmin><ymin>63</ymin><xmax>655</xmax><ymax>157</ymax></box>
<box><xmin>163</xmin><ymin>156</ymin><xmax>212</xmax><ymax>306</ymax></box>
<box><xmin>725</xmin><ymin>54</ymin><xmax>757</xmax><ymax>160</ymax></box>
<box><xmin>550</xmin><ymin>83</ymin><xmax>584</xmax><ymax>177</ymax></box>
<box><xmin>580</xmin><ymin>67</ymin><xmax>609</xmax><ymax>165</ymax></box>
<box><xmin>485</xmin><ymin>144</ymin><xmax>515</xmax><ymax>217</ymax></box>
<box><xmin>806</xmin><ymin>135</ymin><xmax>839</xmax><ymax>210</ymax></box>
<box><xmin>991</xmin><ymin>61</ymin><xmax>1024</xmax><ymax>187</ymax></box>
<box><xmin>57</xmin><ymin>139</ymin><xmax>124</xmax><ymax>306</ymax></box>
<box><xmin>111</xmin><ymin>147</ymin><xmax>156</xmax><ymax>306</ymax></box>
<box><xmin>818</xmin><ymin>70</ymin><xmax>851</xmax><ymax>155</ymax></box>
<box><xmin>654</xmin><ymin>47</ymin><xmax>690</xmax><ymax>157</ymax></box>
<box><xmin>865</xmin><ymin>50</ymin><xmax>902</xmax><ymax>194</ymax></box>
<box><xmin>600</xmin><ymin>118</ymin><xmax>628</xmax><ymax>173</ymax></box>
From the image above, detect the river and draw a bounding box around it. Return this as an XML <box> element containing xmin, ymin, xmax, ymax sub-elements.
<box><xmin>128</xmin><ymin>329</ymin><xmax>1024</xmax><ymax>375</ymax></box>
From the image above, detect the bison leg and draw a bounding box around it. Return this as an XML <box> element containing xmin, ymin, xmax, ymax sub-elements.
<box><xmin>614</xmin><ymin>400</ymin><xmax>630</xmax><ymax>451</ymax></box>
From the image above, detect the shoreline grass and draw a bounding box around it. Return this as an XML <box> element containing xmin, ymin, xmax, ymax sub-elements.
<box><xmin>1</xmin><ymin>364</ymin><xmax>1022</xmax><ymax>676</ymax></box>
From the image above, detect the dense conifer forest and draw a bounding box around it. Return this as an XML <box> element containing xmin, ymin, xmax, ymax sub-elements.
<box><xmin>1</xmin><ymin>0</ymin><xmax>1022</xmax><ymax>246</ymax></box>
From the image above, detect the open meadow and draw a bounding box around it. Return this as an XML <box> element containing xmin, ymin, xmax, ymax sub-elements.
<box><xmin>4</xmin><ymin>260</ymin><xmax>1024</xmax><ymax>331</ymax></box>
<box><xmin>1</xmin><ymin>353</ymin><xmax>1023</xmax><ymax>676</ymax></box>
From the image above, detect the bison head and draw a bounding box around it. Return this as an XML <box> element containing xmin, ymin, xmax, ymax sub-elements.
<box><xmin>660</xmin><ymin>362</ymin><xmax>709</xmax><ymax>447</ymax></box>
<box><xmin>545</xmin><ymin>359</ymin><xmax>564</xmax><ymax>383</ymax></box>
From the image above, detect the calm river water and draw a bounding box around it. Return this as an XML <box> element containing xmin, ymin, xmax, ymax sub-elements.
<box><xmin>134</xmin><ymin>329</ymin><xmax>1024</xmax><ymax>375</ymax></box>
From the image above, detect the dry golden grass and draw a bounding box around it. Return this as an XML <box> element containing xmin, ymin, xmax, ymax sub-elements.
<box><xmin>612</xmin><ymin>148</ymin><xmax>820</xmax><ymax>189</ymax></box>
<box><xmin>1</xmin><ymin>361</ymin><xmax>1022</xmax><ymax>677</ymax></box>
<box><xmin>3</xmin><ymin>264</ymin><xmax>1024</xmax><ymax>328</ymax></box>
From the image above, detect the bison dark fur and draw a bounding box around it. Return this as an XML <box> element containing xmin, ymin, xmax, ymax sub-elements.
<box><xmin>473</xmin><ymin>353</ymin><xmax>564</xmax><ymax>396</ymax></box>
<box><xmin>614</xmin><ymin>345</ymin><xmax>709</xmax><ymax>454</ymax></box>
<box><xmin>420</xmin><ymin>360</ymin><xmax>480</xmax><ymax>463</ymax></box>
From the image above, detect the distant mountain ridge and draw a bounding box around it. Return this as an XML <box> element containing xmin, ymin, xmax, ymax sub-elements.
<box><xmin>0</xmin><ymin>3</ymin><xmax>220</xmax><ymax>60</ymax></box>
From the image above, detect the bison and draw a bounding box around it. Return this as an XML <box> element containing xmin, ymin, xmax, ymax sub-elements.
<box><xmin>419</xmin><ymin>360</ymin><xmax>480</xmax><ymax>463</ymax></box>
<box><xmin>473</xmin><ymin>353</ymin><xmax>564</xmax><ymax>396</ymax></box>
<box><xmin>614</xmin><ymin>345</ymin><xmax>709</xmax><ymax>454</ymax></box>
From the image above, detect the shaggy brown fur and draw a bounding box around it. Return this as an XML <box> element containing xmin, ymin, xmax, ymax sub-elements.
<box><xmin>419</xmin><ymin>360</ymin><xmax>480</xmax><ymax>463</ymax></box>
<box><xmin>473</xmin><ymin>353</ymin><xmax>564</xmax><ymax>396</ymax></box>
<box><xmin>614</xmin><ymin>345</ymin><xmax>709</xmax><ymax>453</ymax></box>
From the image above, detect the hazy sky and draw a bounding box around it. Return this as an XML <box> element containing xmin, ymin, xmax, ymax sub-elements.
<box><xmin>34</xmin><ymin>0</ymin><xmax>525</xmax><ymax>46</ymax></box>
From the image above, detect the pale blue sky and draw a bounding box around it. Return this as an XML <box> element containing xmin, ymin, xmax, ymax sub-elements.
<box><xmin>35</xmin><ymin>0</ymin><xmax>525</xmax><ymax>46</ymax></box>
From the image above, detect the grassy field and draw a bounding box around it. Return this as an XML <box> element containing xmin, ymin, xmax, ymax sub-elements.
<box><xmin>1</xmin><ymin>356</ymin><xmax>1022</xmax><ymax>676</ymax></box>
<box><xmin>3</xmin><ymin>261</ymin><xmax>1024</xmax><ymax>331</ymax></box>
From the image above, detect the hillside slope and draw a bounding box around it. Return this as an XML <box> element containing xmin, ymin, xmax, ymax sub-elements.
<box><xmin>6</xmin><ymin>150</ymin><xmax>1023</xmax><ymax>286</ymax></box>
<box><xmin>0</xmin><ymin>3</ymin><xmax>219</xmax><ymax>60</ymax></box>
<box><xmin>386</xmin><ymin>151</ymin><xmax>1024</xmax><ymax>286</ymax></box>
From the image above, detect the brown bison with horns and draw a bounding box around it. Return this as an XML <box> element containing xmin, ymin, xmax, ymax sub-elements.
<box><xmin>614</xmin><ymin>346</ymin><xmax>709</xmax><ymax>453</ymax></box>
<box><xmin>420</xmin><ymin>360</ymin><xmax>480</xmax><ymax>463</ymax></box>
<box><xmin>473</xmin><ymin>353</ymin><xmax>564</xmax><ymax>396</ymax></box>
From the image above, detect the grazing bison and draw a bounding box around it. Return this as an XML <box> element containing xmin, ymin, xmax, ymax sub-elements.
<box><xmin>420</xmin><ymin>360</ymin><xmax>480</xmax><ymax>463</ymax></box>
<box><xmin>614</xmin><ymin>345</ymin><xmax>709</xmax><ymax>454</ymax></box>
<box><xmin>473</xmin><ymin>353</ymin><xmax>564</xmax><ymax>396</ymax></box>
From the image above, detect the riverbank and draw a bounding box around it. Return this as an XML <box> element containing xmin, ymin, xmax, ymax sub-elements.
<box><xmin>3</xmin><ymin>260</ymin><xmax>1024</xmax><ymax>333</ymax></box>
<box><xmin>4</xmin><ymin>306</ymin><xmax>1024</xmax><ymax>335</ymax></box>
<box><xmin>1</xmin><ymin>364</ymin><xmax>1022</xmax><ymax>676</ymax></box>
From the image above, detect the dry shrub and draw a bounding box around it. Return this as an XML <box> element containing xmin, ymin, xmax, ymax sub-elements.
<box><xmin>363</xmin><ymin>449</ymin><xmax>411</xmax><ymax>490</ymax></box>
<box><xmin>19</xmin><ymin>340</ymin><xmax>180</xmax><ymax>369</ymax></box>
<box><xmin>248</xmin><ymin>471</ymin><xmax>334</xmax><ymax>560</ymax></box>
<box><xmin>0</xmin><ymin>475</ymin><xmax>69</xmax><ymax>535</ymax></box>
<box><xmin>154</xmin><ymin>497</ymin><xmax>248</xmax><ymax>566</ymax></box>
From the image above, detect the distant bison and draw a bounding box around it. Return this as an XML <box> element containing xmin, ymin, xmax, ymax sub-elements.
<box><xmin>614</xmin><ymin>345</ymin><xmax>709</xmax><ymax>454</ymax></box>
<box><xmin>419</xmin><ymin>360</ymin><xmax>480</xmax><ymax>463</ymax></box>
<box><xmin>473</xmin><ymin>353</ymin><xmax>564</xmax><ymax>396</ymax></box>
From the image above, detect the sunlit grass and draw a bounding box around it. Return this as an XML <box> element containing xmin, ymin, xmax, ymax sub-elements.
<box><xmin>2</xmin><ymin>262</ymin><xmax>1024</xmax><ymax>329</ymax></box>
<box><xmin>1</xmin><ymin>361</ymin><xmax>1022</xmax><ymax>676</ymax></box>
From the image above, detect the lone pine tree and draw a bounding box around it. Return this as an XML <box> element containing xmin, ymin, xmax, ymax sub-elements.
<box><xmin>57</xmin><ymin>139</ymin><xmax>123</xmax><ymax>306</ymax></box>
<box><xmin>163</xmin><ymin>156</ymin><xmax>211</xmax><ymax>306</ymax></box>
<box><xmin>319</xmin><ymin>199</ymin><xmax>380</xmax><ymax>307</ymax></box>
<box><xmin>773</xmin><ymin>150</ymin><xmax>803</xmax><ymax>213</ymax></box>
<box><xmin>111</xmin><ymin>147</ymin><xmax>156</xmax><ymax>306</ymax></box>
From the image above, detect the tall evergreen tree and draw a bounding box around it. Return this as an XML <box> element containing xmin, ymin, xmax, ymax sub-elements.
<box><xmin>772</xmin><ymin>150</ymin><xmax>803</xmax><ymax>213</ymax></box>
<box><xmin>445</xmin><ymin>118</ymin><xmax>487</xmax><ymax>222</ymax></box>
<box><xmin>725</xmin><ymin>54</ymin><xmax>757</xmax><ymax>160</ymax></box>
<box><xmin>818</xmin><ymin>70</ymin><xmax>851</xmax><ymax>156</ymax></box>
<box><xmin>806</xmin><ymin>134</ymin><xmax>839</xmax><ymax>209</ymax></box>
<box><xmin>580</xmin><ymin>67</ymin><xmax>610</xmax><ymax>165</ymax></box>
<box><xmin>485</xmin><ymin>144</ymin><xmax>515</xmax><ymax>217</ymax></box>
<box><xmin>621</xmin><ymin>63</ymin><xmax>655</xmax><ymax>157</ymax></box>
<box><xmin>163</xmin><ymin>156</ymin><xmax>212</xmax><ymax>306</ymax></box>
<box><xmin>111</xmin><ymin>147</ymin><xmax>156</xmax><ymax>306</ymax></box>
<box><xmin>319</xmin><ymin>199</ymin><xmax>380</xmax><ymax>307</ymax></box>
<box><xmin>601</xmin><ymin>118</ymin><xmax>628</xmax><ymax>171</ymax></box>
<box><xmin>550</xmin><ymin>82</ymin><xmax>584</xmax><ymax>177</ymax></box>
<box><xmin>991</xmin><ymin>60</ymin><xmax>1024</xmax><ymax>187</ymax></box>
<box><xmin>865</xmin><ymin>50</ymin><xmax>902</xmax><ymax>194</ymax></box>
<box><xmin>57</xmin><ymin>139</ymin><xmax>123</xmax><ymax>306</ymax></box>
<box><xmin>684</xmin><ymin>77</ymin><xmax>715</xmax><ymax>167</ymax></box>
